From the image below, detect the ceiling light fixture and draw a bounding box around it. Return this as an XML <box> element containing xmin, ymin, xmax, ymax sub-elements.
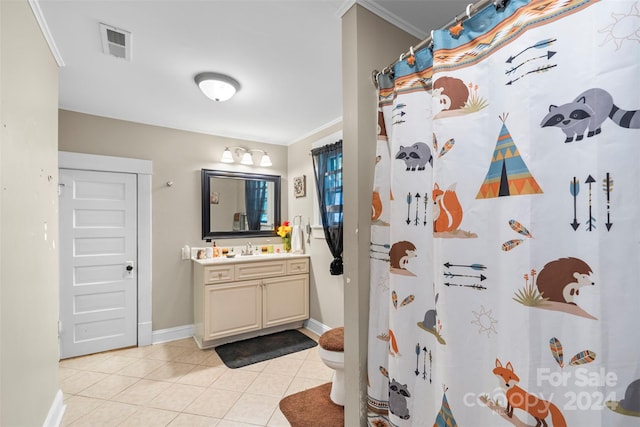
<box><xmin>220</xmin><ymin>147</ymin><xmax>272</xmax><ymax>168</ymax></box>
<box><xmin>194</xmin><ymin>72</ymin><xmax>240</xmax><ymax>102</ymax></box>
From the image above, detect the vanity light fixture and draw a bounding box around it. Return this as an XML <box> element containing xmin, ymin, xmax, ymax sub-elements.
<box><xmin>194</xmin><ymin>72</ymin><xmax>240</xmax><ymax>102</ymax></box>
<box><xmin>220</xmin><ymin>146</ymin><xmax>272</xmax><ymax>168</ymax></box>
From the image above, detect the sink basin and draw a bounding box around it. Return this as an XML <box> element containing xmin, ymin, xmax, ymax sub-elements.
<box><xmin>193</xmin><ymin>252</ymin><xmax>305</xmax><ymax>264</ymax></box>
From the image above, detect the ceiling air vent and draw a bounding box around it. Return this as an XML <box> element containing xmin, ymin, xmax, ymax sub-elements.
<box><xmin>99</xmin><ymin>23</ymin><xmax>131</xmax><ymax>60</ymax></box>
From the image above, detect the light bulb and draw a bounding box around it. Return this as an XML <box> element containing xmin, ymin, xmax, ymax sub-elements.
<box><xmin>260</xmin><ymin>153</ymin><xmax>272</xmax><ymax>167</ymax></box>
<box><xmin>221</xmin><ymin>148</ymin><xmax>234</xmax><ymax>163</ymax></box>
<box><xmin>240</xmin><ymin>152</ymin><xmax>253</xmax><ymax>165</ymax></box>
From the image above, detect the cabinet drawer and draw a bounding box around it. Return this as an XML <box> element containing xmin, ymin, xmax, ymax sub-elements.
<box><xmin>287</xmin><ymin>258</ymin><xmax>309</xmax><ymax>275</ymax></box>
<box><xmin>204</xmin><ymin>265</ymin><xmax>234</xmax><ymax>284</ymax></box>
<box><xmin>235</xmin><ymin>260</ymin><xmax>287</xmax><ymax>280</ymax></box>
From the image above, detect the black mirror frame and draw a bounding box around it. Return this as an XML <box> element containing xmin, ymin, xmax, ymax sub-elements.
<box><xmin>201</xmin><ymin>169</ymin><xmax>281</xmax><ymax>240</ymax></box>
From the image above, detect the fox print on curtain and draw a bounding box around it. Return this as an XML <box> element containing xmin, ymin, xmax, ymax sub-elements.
<box><xmin>368</xmin><ymin>1</ymin><xmax>640</xmax><ymax>426</ymax></box>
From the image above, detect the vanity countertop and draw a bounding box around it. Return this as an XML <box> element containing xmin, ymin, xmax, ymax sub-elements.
<box><xmin>192</xmin><ymin>252</ymin><xmax>309</xmax><ymax>265</ymax></box>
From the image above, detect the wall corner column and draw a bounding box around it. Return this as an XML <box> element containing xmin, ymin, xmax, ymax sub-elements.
<box><xmin>341</xmin><ymin>5</ymin><xmax>419</xmax><ymax>425</ymax></box>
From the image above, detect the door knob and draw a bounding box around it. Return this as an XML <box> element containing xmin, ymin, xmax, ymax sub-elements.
<box><xmin>125</xmin><ymin>261</ymin><xmax>135</xmax><ymax>278</ymax></box>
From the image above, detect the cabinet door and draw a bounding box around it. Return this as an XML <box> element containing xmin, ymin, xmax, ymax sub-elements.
<box><xmin>262</xmin><ymin>274</ymin><xmax>309</xmax><ymax>328</ymax></box>
<box><xmin>204</xmin><ymin>280</ymin><xmax>261</xmax><ymax>340</ymax></box>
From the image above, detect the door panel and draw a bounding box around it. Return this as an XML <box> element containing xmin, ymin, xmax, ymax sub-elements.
<box><xmin>59</xmin><ymin>169</ymin><xmax>137</xmax><ymax>359</ymax></box>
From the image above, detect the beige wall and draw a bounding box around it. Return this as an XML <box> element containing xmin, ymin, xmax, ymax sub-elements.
<box><xmin>1</xmin><ymin>1</ymin><xmax>61</xmax><ymax>425</ymax></box>
<box><xmin>288</xmin><ymin>122</ymin><xmax>344</xmax><ymax>328</ymax></box>
<box><xmin>59</xmin><ymin>110</ymin><xmax>292</xmax><ymax>331</ymax></box>
<box><xmin>341</xmin><ymin>5</ymin><xmax>419</xmax><ymax>425</ymax></box>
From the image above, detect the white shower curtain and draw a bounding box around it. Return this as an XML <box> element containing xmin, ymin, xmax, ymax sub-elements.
<box><xmin>368</xmin><ymin>1</ymin><xmax>640</xmax><ymax>426</ymax></box>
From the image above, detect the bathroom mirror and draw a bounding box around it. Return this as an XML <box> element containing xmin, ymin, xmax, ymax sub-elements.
<box><xmin>201</xmin><ymin>169</ymin><xmax>281</xmax><ymax>239</ymax></box>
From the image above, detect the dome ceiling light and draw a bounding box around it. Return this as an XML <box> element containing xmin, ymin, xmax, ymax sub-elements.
<box><xmin>194</xmin><ymin>72</ymin><xmax>240</xmax><ymax>102</ymax></box>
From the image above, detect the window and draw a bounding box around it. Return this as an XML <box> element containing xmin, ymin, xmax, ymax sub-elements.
<box><xmin>311</xmin><ymin>140</ymin><xmax>343</xmax><ymax>275</ymax></box>
<box><xmin>324</xmin><ymin>152</ymin><xmax>343</xmax><ymax>227</ymax></box>
<box><xmin>260</xmin><ymin>188</ymin><xmax>268</xmax><ymax>224</ymax></box>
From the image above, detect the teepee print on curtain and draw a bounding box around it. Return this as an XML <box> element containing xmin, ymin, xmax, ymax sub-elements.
<box><xmin>369</xmin><ymin>0</ymin><xmax>640</xmax><ymax>426</ymax></box>
<box><xmin>476</xmin><ymin>114</ymin><xmax>543</xmax><ymax>199</ymax></box>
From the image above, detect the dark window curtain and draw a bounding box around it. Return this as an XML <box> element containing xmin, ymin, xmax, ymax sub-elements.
<box><xmin>311</xmin><ymin>140</ymin><xmax>343</xmax><ymax>275</ymax></box>
<box><xmin>245</xmin><ymin>180</ymin><xmax>268</xmax><ymax>231</ymax></box>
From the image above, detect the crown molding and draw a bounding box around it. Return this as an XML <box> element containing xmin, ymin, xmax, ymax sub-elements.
<box><xmin>290</xmin><ymin>116</ymin><xmax>343</xmax><ymax>146</ymax></box>
<box><xmin>28</xmin><ymin>0</ymin><xmax>65</xmax><ymax>67</ymax></box>
<box><xmin>338</xmin><ymin>0</ymin><xmax>428</xmax><ymax>39</ymax></box>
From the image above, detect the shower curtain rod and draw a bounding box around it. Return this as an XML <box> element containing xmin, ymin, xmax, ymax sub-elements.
<box><xmin>372</xmin><ymin>0</ymin><xmax>507</xmax><ymax>87</ymax></box>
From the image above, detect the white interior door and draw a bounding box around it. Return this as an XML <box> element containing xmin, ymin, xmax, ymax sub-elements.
<box><xmin>59</xmin><ymin>169</ymin><xmax>138</xmax><ymax>359</ymax></box>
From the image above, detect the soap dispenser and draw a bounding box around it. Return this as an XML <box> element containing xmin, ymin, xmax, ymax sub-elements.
<box><xmin>213</xmin><ymin>241</ymin><xmax>220</xmax><ymax>258</ymax></box>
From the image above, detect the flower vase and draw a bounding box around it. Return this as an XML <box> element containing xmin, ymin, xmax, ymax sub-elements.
<box><xmin>283</xmin><ymin>235</ymin><xmax>292</xmax><ymax>253</ymax></box>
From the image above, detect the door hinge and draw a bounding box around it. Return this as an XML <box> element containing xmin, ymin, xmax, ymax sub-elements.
<box><xmin>58</xmin><ymin>320</ymin><xmax>62</xmax><ymax>337</ymax></box>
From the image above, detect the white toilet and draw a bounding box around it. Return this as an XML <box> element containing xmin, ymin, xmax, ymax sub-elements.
<box><xmin>318</xmin><ymin>327</ymin><xmax>345</xmax><ymax>406</ymax></box>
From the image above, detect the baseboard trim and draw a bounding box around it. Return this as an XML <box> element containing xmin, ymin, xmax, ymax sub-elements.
<box><xmin>138</xmin><ymin>321</ymin><xmax>152</xmax><ymax>346</ymax></box>
<box><xmin>152</xmin><ymin>320</ymin><xmax>331</xmax><ymax>345</ymax></box>
<box><xmin>43</xmin><ymin>389</ymin><xmax>65</xmax><ymax>427</ymax></box>
<box><xmin>152</xmin><ymin>324</ymin><xmax>194</xmax><ymax>344</ymax></box>
<box><xmin>304</xmin><ymin>318</ymin><xmax>332</xmax><ymax>337</ymax></box>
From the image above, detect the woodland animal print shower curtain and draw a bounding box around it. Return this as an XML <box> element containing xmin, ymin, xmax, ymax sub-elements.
<box><xmin>368</xmin><ymin>1</ymin><xmax>640</xmax><ymax>426</ymax></box>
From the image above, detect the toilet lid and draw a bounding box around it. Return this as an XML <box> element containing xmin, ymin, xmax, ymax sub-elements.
<box><xmin>319</xmin><ymin>327</ymin><xmax>344</xmax><ymax>352</ymax></box>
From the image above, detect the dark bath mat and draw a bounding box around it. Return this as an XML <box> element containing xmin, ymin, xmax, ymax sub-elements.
<box><xmin>214</xmin><ymin>329</ymin><xmax>317</xmax><ymax>369</ymax></box>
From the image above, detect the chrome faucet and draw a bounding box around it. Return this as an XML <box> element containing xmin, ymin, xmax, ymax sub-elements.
<box><xmin>244</xmin><ymin>241</ymin><xmax>253</xmax><ymax>255</ymax></box>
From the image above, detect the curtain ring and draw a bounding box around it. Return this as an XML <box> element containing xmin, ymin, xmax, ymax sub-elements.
<box><xmin>494</xmin><ymin>0</ymin><xmax>508</xmax><ymax>10</ymax></box>
<box><xmin>371</xmin><ymin>70</ymin><xmax>380</xmax><ymax>88</ymax></box>
<box><xmin>407</xmin><ymin>46</ymin><xmax>416</xmax><ymax>66</ymax></box>
<box><xmin>466</xmin><ymin>3</ymin><xmax>473</xmax><ymax>19</ymax></box>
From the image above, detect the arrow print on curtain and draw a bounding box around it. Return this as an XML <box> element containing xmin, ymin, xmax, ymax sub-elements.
<box><xmin>405</xmin><ymin>191</ymin><xmax>429</xmax><ymax>226</ymax></box>
<box><xmin>569</xmin><ymin>173</ymin><xmax>613</xmax><ymax>232</ymax></box>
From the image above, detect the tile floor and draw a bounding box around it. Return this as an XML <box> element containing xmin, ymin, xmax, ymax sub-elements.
<box><xmin>59</xmin><ymin>329</ymin><xmax>333</xmax><ymax>426</ymax></box>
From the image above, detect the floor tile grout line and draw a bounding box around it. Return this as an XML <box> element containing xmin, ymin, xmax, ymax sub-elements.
<box><xmin>60</xmin><ymin>330</ymin><xmax>327</xmax><ymax>426</ymax></box>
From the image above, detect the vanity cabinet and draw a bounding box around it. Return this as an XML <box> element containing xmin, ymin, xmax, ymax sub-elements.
<box><xmin>193</xmin><ymin>255</ymin><xmax>309</xmax><ymax>348</ymax></box>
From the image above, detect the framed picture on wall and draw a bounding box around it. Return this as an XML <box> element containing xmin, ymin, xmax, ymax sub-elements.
<box><xmin>293</xmin><ymin>175</ymin><xmax>306</xmax><ymax>198</ymax></box>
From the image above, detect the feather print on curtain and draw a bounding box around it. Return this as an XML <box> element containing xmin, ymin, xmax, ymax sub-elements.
<box><xmin>369</xmin><ymin>44</ymin><xmax>436</xmax><ymax>424</ymax></box>
<box><xmin>368</xmin><ymin>1</ymin><xmax>640</xmax><ymax>426</ymax></box>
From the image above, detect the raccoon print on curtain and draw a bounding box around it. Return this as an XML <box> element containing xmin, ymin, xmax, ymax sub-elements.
<box><xmin>368</xmin><ymin>1</ymin><xmax>640</xmax><ymax>426</ymax></box>
<box><xmin>368</xmin><ymin>46</ymin><xmax>436</xmax><ymax>424</ymax></box>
